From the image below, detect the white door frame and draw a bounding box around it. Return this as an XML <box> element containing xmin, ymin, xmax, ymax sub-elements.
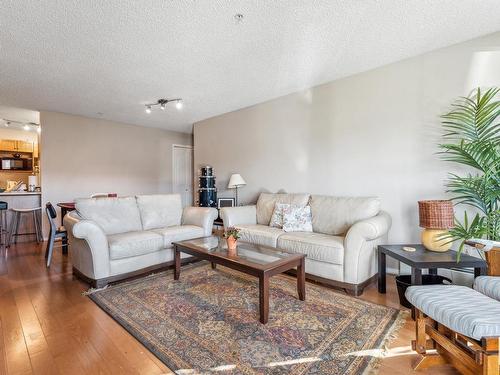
<box><xmin>172</xmin><ymin>144</ymin><xmax>194</xmax><ymax>205</ymax></box>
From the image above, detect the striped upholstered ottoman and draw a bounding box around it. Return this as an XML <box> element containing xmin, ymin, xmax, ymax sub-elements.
<box><xmin>405</xmin><ymin>277</ymin><xmax>500</xmax><ymax>374</ymax></box>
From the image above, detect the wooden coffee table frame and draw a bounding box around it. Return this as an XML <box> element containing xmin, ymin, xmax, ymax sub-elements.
<box><xmin>173</xmin><ymin>239</ymin><xmax>306</xmax><ymax>324</ymax></box>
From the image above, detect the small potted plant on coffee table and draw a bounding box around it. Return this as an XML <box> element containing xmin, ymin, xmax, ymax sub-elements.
<box><xmin>224</xmin><ymin>226</ymin><xmax>240</xmax><ymax>255</ymax></box>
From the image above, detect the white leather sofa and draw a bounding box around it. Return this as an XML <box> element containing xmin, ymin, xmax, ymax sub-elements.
<box><xmin>220</xmin><ymin>193</ymin><xmax>391</xmax><ymax>295</ymax></box>
<box><xmin>64</xmin><ymin>194</ymin><xmax>217</xmax><ymax>287</ymax></box>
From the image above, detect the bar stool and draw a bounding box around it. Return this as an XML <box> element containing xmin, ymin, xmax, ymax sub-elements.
<box><xmin>0</xmin><ymin>201</ymin><xmax>8</xmax><ymax>248</ymax></box>
<box><xmin>8</xmin><ymin>207</ymin><xmax>43</xmax><ymax>246</ymax></box>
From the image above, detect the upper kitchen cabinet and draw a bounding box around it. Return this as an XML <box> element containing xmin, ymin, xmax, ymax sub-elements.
<box><xmin>17</xmin><ymin>140</ymin><xmax>34</xmax><ymax>152</ymax></box>
<box><xmin>0</xmin><ymin>139</ymin><xmax>18</xmax><ymax>152</ymax></box>
<box><xmin>0</xmin><ymin>139</ymin><xmax>34</xmax><ymax>153</ymax></box>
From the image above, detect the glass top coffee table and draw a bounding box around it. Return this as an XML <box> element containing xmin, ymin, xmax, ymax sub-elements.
<box><xmin>173</xmin><ymin>236</ymin><xmax>306</xmax><ymax>324</ymax></box>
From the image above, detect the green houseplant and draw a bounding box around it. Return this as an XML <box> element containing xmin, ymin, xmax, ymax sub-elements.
<box><xmin>439</xmin><ymin>87</ymin><xmax>500</xmax><ymax>259</ymax></box>
<box><xmin>224</xmin><ymin>226</ymin><xmax>240</xmax><ymax>253</ymax></box>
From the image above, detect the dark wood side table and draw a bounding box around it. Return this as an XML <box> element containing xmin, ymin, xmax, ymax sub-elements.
<box><xmin>378</xmin><ymin>244</ymin><xmax>487</xmax><ymax>294</ymax></box>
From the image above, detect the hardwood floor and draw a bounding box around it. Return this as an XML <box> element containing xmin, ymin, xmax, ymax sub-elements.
<box><xmin>0</xmin><ymin>242</ymin><xmax>458</xmax><ymax>374</ymax></box>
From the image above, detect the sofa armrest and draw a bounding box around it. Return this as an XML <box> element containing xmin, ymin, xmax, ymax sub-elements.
<box><xmin>182</xmin><ymin>207</ymin><xmax>218</xmax><ymax>236</ymax></box>
<box><xmin>343</xmin><ymin>211</ymin><xmax>392</xmax><ymax>285</ymax></box>
<box><xmin>220</xmin><ymin>205</ymin><xmax>257</xmax><ymax>228</ymax></box>
<box><xmin>64</xmin><ymin>211</ymin><xmax>110</xmax><ymax>280</ymax></box>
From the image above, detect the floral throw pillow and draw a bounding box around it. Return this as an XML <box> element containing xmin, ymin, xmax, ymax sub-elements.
<box><xmin>282</xmin><ymin>205</ymin><xmax>313</xmax><ymax>232</ymax></box>
<box><xmin>269</xmin><ymin>203</ymin><xmax>290</xmax><ymax>228</ymax></box>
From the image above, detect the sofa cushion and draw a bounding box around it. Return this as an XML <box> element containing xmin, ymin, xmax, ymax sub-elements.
<box><xmin>309</xmin><ymin>196</ymin><xmax>380</xmax><ymax>235</ymax></box>
<box><xmin>152</xmin><ymin>225</ymin><xmax>204</xmax><ymax>248</ymax></box>
<box><xmin>406</xmin><ymin>285</ymin><xmax>500</xmax><ymax>340</ymax></box>
<box><xmin>108</xmin><ymin>230</ymin><xmax>164</xmax><ymax>260</ymax></box>
<box><xmin>269</xmin><ymin>203</ymin><xmax>288</xmax><ymax>228</ymax></box>
<box><xmin>235</xmin><ymin>224</ymin><xmax>285</xmax><ymax>247</ymax></box>
<box><xmin>282</xmin><ymin>205</ymin><xmax>313</xmax><ymax>232</ymax></box>
<box><xmin>277</xmin><ymin>232</ymin><xmax>344</xmax><ymax>264</ymax></box>
<box><xmin>136</xmin><ymin>194</ymin><xmax>182</xmax><ymax>230</ymax></box>
<box><xmin>256</xmin><ymin>193</ymin><xmax>310</xmax><ymax>225</ymax></box>
<box><xmin>75</xmin><ymin>197</ymin><xmax>143</xmax><ymax>235</ymax></box>
<box><xmin>474</xmin><ymin>276</ymin><xmax>500</xmax><ymax>302</ymax></box>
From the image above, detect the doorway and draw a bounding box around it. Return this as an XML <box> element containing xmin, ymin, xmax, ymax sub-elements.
<box><xmin>172</xmin><ymin>144</ymin><xmax>193</xmax><ymax>207</ymax></box>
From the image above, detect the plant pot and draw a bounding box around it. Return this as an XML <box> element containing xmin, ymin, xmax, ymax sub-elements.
<box><xmin>226</xmin><ymin>236</ymin><xmax>238</xmax><ymax>256</ymax></box>
<box><xmin>396</xmin><ymin>274</ymin><xmax>452</xmax><ymax>308</ymax></box>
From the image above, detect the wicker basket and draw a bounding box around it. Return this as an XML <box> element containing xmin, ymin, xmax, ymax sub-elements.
<box><xmin>418</xmin><ymin>200</ymin><xmax>454</xmax><ymax>229</ymax></box>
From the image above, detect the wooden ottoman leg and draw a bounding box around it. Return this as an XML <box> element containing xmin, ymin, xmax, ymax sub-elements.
<box><xmin>415</xmin><ymin>308</ymin><xmax>427</xmax><ymax>354</ymax></box>
<box><xmin>483</xmin><ymin>338</ymin><xmax>499</xmax><ymax>375</ymax></box>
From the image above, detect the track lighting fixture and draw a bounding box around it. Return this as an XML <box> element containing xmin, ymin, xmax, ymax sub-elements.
<box><xmin>144</xmin><ymin>98</ymin><xmax>183</xmax><ymax>113</ymax></box>
<box><xmin>0</xmin><ymin>118</ymin><xmax>40</xmax><ymax>132</ymax></box>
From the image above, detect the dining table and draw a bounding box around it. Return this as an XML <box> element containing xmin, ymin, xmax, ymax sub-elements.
<box><xmin>57</xmin><ymin>202</ymin><xmax>76</xmax><ymax>226</ymax></box>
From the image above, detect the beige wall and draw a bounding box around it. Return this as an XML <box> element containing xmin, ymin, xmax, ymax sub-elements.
<box><xmin>194</xmin><ymin>31</ymin><xmax>500</xmax><ymax>244</ymax></box>
<box><xmin>40</xmin><ymin>111</ymin><xmax>191</xmax><ymax>233</ymax></box>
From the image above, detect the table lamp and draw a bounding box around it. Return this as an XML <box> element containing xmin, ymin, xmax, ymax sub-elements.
<box><xmin>227</xmin><ymin>174</ymin><xmax>246</xmax><ymax>206</ymax></box>
<box><xmin>418</xmin><ymin>200</ymin><xmax>455</xmax><ymax>252</ymax></box>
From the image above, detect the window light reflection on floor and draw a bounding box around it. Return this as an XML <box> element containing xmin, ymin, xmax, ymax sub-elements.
<box><xmin>267</xmin><ymin>356</ymin><xmax>323</xmax><ymax>367</ymax></box>
<box><xmin>344</xmin><ymin>345</ymin><xmax>414</xmax><ymax>359</ymax></box>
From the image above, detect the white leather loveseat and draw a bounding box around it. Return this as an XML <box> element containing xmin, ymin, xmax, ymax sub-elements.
<box><xmin>64</xmin><ymin>194</ymin><xmax>217</xmax><ymax>287</ymax></box>
<box><xmin>221</xmin><ymin>193</ymin><xmax>391</xmax><ymax>295</ymax></box>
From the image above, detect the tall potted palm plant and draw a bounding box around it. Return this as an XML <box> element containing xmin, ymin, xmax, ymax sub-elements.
<box><xmin>439</xmin><ymin>87</ymin><xmax>500</xmax><ymax>259</ymax></box>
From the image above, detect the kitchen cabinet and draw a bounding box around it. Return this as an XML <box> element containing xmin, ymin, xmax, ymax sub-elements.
<box><xmin>0</xmin><ymin>139</ymin><xmax>34</xmax><ymax>153</ymax></box>
<box><xmin>17</xmin><ymin>141</ymin><xmax>34</xmax><ymax>152</ymax></box>
<box><xmin>0</xmin><ymin>139</ymin><xmax>18</xmax><ymax>151</ymax></box>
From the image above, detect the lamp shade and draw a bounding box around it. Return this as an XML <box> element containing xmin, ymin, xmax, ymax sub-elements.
<box><xmin>227</xmin><ymin>174</ymin><xmax>246</xmax><ymax>188</ymax></box>
<box><xmin>418</xmin><ymin>200</ymin><xmax>454</xmax><ymax>229</ymax></box>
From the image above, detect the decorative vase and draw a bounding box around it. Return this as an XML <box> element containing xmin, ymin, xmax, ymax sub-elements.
<box><xmin>421</xmin><ymin>229</ymin><xmax>452</xmax><ymax>252</ymax></box>
<box><xmin>226</xmin><ymin>236</ymin><xmax>238</xmax><ymax>255</ymax></box>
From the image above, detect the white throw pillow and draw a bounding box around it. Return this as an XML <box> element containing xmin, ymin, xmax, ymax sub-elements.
<box><xmin>269</xmin><ymin>203</ymin><xmax>290</xmax><ymax>228</ymax></box>
<box><xmin>282</xmin><ymin>205</ymin><xmax>313</xmax><ymax>232</ymax></box>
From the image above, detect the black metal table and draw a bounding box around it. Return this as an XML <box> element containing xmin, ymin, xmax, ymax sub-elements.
<box><xmin>377</xmin><ymin>244</ymin><xmax>487</xmax><ymax>294</ymax></box>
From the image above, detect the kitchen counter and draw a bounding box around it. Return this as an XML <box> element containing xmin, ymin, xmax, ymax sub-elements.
<box><xmin>0</xmin><ymin>191</ymin><xmax>41</xmax><ymax>196</ymax></box>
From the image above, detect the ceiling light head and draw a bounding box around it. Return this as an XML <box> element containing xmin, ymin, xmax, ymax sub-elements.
<box><xmin>144</xmin><ymin>98</ymin><xmax>183</xmax><ymax>113</ymax></box>
<box><xmin>37</xmin><ymin>126</ymin><xmax>41</xmax><ymax>134</ymax></box>
<box><xmin>234</xmin><ymin>13</ymin><xmax>244</xmax><ymax>23</ymax></box>
<box><xmin>23</xmin><ymin>124</ymin><xmax>30</xmax><ymax>131</ymax></box>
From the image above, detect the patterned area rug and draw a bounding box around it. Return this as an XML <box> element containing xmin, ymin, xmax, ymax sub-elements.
<box><xmin>89</xmin><ymin>262</ymin><xmax>404</xmax><ymax>374</ymax></box>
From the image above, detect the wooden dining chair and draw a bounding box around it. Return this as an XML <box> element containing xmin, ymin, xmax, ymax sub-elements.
<box><xmin>45</xmin><ymin>202</ymin><xmax>68</xmax><ymax>267</ymax></box>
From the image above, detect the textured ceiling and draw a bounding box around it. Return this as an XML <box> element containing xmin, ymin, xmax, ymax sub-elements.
<box><xmin>1</xmin><ymin>1</ymin><xmax>500</xmax><ymax>134</ymax></box>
